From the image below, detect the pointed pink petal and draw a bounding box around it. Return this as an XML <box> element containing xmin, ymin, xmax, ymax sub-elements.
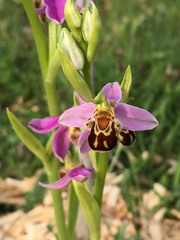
<box><xmin>44</xmin><ymin>0</ymin><xmax>66</xmax><ymax>24</ymax></box>
<box><xmin>69</xmin><ymin>166</ymin><xmax>94</xmax><ymax>178</ymax></box>
<box><xmin>78</xmin><ymin>129</ymin><xmax>91</xmax><ymax>154</ymax></box>
<box><xmin>101</xmin><ymin>82</ymin><xmax>122</xmax><ymax>103</ymax></box>
<box><xmin>28</xmin><ymin>116</ymin><xmax>59</xmax><ymax>133</ymax></box>
<box><xmin>115</xmin><ymin>103</ymin><xmax>159</xmax><ymax>131</ymax></box>
<box><xmin>69</xmin><ymin>166</ymin><xmax>94</xmax><ymax>182</ymax></box>
<box><xmin>52</xmin><ymin>126</ymin><xmax>70</xmax><ymax>161</ymax></box>
<box><xmin>59</xmin><ymin>103</ymin><xmax>95</xmax><ymax>128</ymax></box>
<box><xmin>39</xmin><ymin>174</ymin><xmax>71</xmax><ymax>189</ymax></box>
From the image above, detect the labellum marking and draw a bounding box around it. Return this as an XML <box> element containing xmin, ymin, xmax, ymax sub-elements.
<box><xmin>87</xmin><ymin>107</ymin><xmax>136</xmax><ymax>152</ymax></box>
<box><xmin>87</xmin><ymin>108</ymin><xmax>119</xmax><ymax>152</ymax></box>
<box><xmin>119</xmin><ymin>129</ymin><xmax>136</xmax><ymax>146</ymax></box>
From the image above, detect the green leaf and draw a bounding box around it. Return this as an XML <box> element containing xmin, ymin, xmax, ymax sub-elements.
<box><xmin>73</xmin><ymin>182</ymin><xmax>101</xmax><ymax>240</ymax></box>
<box><xmin>57</xmin><ymin>45</ymin><xmax>92</xmax><ymax>102</ymax></box>
<box><xmin>7</xmin><ymin>108</ymin><xmax>48</xmax><ymax>162</ymax></box>
<box><xmin>120</xmin><ymin>65</ymin><xmax>132</xmax><ymax>103</ymax></box>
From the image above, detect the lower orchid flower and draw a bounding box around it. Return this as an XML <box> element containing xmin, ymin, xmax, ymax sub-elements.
<box><xmin>39</xmin><ymin>165</ymin><xmax>94</xmax><ymax>189</ymax></box>
<box><xmin>28</xmin><ymin>116</ymin><xmax>81</xmax><ymax>161</ymax></box>
<box><xmin>59</xmin><ymin>82</ymin><xmax>159</xmax><ymax>153</ymax></box>
<box><xmin>35</xmin><ymin>0</ymin><xmax>66</xmax><ymax>24</ymax></box>
<box><xmin>35</xmin><ymin>0</ymin><xmax>82</xmax><ymax>24</ymax></box>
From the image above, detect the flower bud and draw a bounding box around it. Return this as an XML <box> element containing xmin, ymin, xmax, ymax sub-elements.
<box><xmin>58</xmin><ymin>28</ymin><xmax>84</xmax><ymax>70</ymax></box>
<box><xmin>57</xmin><ymin>45</ymin><xmax>92</xmax><ymax>102</ymax></box>
<box><xmin>82</xmin><ymin>2</ymin><xmax>102</xmax><ymax>62</ymax></box>
<box><xmin>64</xmin><ymin>0</ymin><xmax>82</xmax><ymax>41</ymax></box>
<box><xmin>120</xmin><ymin>65</ymin><xmax>132</xmax><ymax>103</ymax></box>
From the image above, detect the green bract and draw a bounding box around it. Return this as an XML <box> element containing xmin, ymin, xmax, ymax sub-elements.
<box><xmin>57</xmin><ymin>45</ymin><xmax>92</xmax><ymax>102</ymax></box>
<box><xmin>73</xmin><ymin>182</ymin><xmax>101</xmax><ymax>240</ymax></box>
<box><xmin>120</xmin><ymin>65</ymin><xmax>132</xmax><ymax>103</ymax></box>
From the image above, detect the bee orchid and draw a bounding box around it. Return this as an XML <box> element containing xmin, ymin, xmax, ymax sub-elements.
<box><xmin>29</xmin><ymin>82</ymin><xmax>158</xmax><ymax>158</ymax></box>
<box><xmin>59</xmin><ymin>82</ymin><xmax>158</xmax><ymax>153</ymax></box>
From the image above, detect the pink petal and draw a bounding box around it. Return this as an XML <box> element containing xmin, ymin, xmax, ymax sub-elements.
<box><xmin>39</xmin><ymin>174</ymin><xmax>71</xmax><ymax>189</ymax></box>
<box><xmin>69</xmin><ymin>166</ymin><xmax>94</xmax><ymax>177</ymax></box>
<box><xmin>44</xmin><ymin>0</ymin><xmax>66</xmax><ymax>24</ymax></box>
<box><xmin>78</xmin><ymin>129</ymin><xmax>91</xmax><ymax>154</ymax></box>
<box><xmin>28</xmin><ymin>116</ymin><xmax>59</xmax><ymax>133</ymax></box>
<box><xmin>69</xmin><ymin>166</ymin><xmax>94</xmax><ymax>182</ymax></box>
<box><xmin>101</xmin><ymin>82</ymin><xmax>122</xmax><ymax>103</ymax></box>
<box><xmin>59</xmin><ymin>103</ymin><xmax>95</xmax><ymax>128</ymax></box>
<box><xmin>115</xmin><ymin>103</ymin><xmax>159</xmax><ymax>131</ymax></box>
<box><xmin>52</xmin><ymin>126</ymin><xmax>70</xmax><ymax>161</ymax></box>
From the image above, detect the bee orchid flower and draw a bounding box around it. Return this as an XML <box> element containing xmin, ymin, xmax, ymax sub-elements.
<box><xmin>59</xmin><ymin>82</ymin><xmax>159</xmax><ymax>153</ymax></box>
<box><xmin>29</xmin><ymin>82</ymin><xmax>158</xmax><ymax>158</ymax></box>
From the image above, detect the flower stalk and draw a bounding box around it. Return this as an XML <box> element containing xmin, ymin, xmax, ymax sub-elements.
<box><xmin>48</xmin><ymin>165</ymin><xmax>68</xmax><ymax>240</ymax></box>
<box><xmin>93</xmin><ymin>152</ymin><xmax>109</xmax><ymax>208</ymax></box>
<box><xmin>21</xmin><ymin>0</ymin><xmax>48</xmax><ymax>79</ymax></box>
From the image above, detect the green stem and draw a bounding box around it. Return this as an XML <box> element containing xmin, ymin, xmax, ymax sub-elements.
<box><xmin>22</xmin><ymin>3</ymin><xmax>67</xmax><ymax>238</ymax></box>
<box><xmin>48</xmin><ymin>161</ymin><xmax>68</xmax><ymax>240</ymax></box>
<box><xmin>45</xmin><ymin>81</ymin><xmax>59</xmax><ymax>116</ymax></box>
<box><xmin>93</xmin><ymin>152</ymin><xmax>108</xmax><ymax>208</ymax></box>
<box><xmin>21</xmin><ymin>0</ymin><xmax>48</xmax><ymax>80</ymax></box>
<box><xmin>68</xmin><ymin>184</ymin><xmax>79</xmax><ymax>240</ymax></box>
<box><xmin>83</xmin><ymin>60</ymin><xmax>94</xmax><ymax>96</ymax></box>
<box><xmin>45</xmin><ymin>22</ymin><xmax>67</xmax><ymax>240</ymax></box>
<box><xmin>49</xmin><ymin>22</ymin><xmax>58</xmax><ymax>59</ymax></box>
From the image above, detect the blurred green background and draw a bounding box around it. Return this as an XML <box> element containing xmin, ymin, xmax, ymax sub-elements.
<box><xmin>0</xmin><ymin>0</ymin><xmax>180</xmax><ymax>221</ymax></box>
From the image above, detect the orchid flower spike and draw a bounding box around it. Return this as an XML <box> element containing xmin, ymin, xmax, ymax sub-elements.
<box><xmin>39</xmin><ymin>165</ymin><xmax>94</xmax><ymax>189</ymax></box>
<box><xmin>59</xmin><ymin>82</ymin><xmax>159</xmax><ymax>154</ymax></box>
<box><xmin>28</xmin><ymin>117</ymin><xmax>81</xmax><ymax>161</ymax></box>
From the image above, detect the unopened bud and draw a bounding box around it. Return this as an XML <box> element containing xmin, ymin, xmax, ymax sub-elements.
<box><xmin>82</xmin><ymin>2</ymin><xmax>101</xmax><ymax>62</ymax></box>
<box><xmin>58</xmin><ymin>28</ymin><xmax>84</xmax><ymax>70</ymax></box>
<box><xmin>64</xmin><ymin>0</ymin><xmax>82</xmax><ymax>41</ymax></box>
